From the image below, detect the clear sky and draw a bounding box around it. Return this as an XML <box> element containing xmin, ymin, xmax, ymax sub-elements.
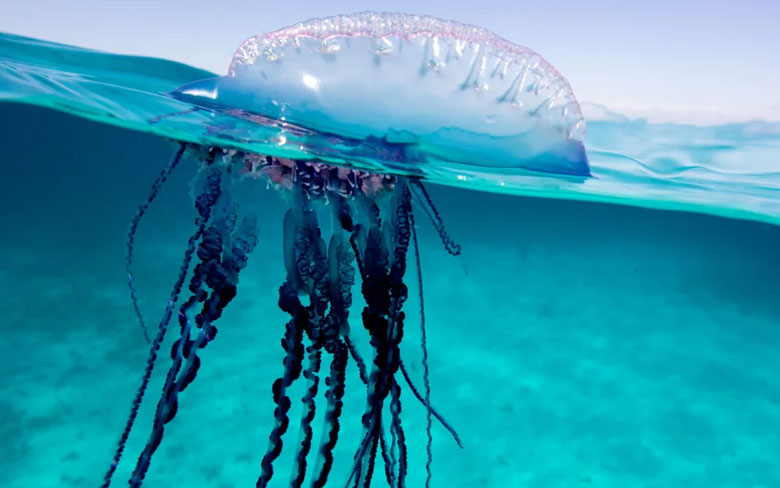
<box><xmin>2</xmin><ymin>0</ymin><xmax>779</xmax><ymax>124</ymax></box>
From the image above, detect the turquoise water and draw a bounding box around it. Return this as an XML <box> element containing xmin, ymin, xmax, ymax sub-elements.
<box><xmin>1</xmin><ymin>32</ymin><xmax>779</xmax><ymax>487</ymax></box>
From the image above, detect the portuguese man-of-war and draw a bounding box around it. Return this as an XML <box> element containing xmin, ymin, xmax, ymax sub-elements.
<box><xmin>101</xmin><ymin>12</ymin><xmax>588</xmax><ymax>488</ymax></box>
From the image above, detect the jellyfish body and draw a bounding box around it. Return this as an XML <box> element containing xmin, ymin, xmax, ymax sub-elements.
<box><xmin>174</xmin><ymin>12</ymin><xmax>589</xmax><ymax>177</ymax></box>
<box><xmin>104</xmin><ymin>12</ymin><xmax>588</xmax><ymax>488</ymax></box>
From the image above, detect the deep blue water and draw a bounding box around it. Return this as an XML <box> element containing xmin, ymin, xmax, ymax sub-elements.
<box><xmin>1</xmin><ymin>102</ymin><xmax>779</xmax><ymax>487</ymax></box>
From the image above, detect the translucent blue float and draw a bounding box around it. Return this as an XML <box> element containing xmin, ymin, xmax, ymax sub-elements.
<box><xmin>174</xmin><ymin>12</ymin><xmax>589</xmax><ymax>177</ymax></box>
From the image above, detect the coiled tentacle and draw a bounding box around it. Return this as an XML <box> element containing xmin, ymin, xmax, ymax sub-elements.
<box><xmin>344</xmin><ymin>335</ymin><xmax>369</xmax><ymax>385</ymax></box>
<box><xmin>348</xmin><ymin>183</ymin><xmax>413</xmax><ymax>488</ymax></box>
<box><xmin>310</xmin><ymin>341</ymin><xmax>348</xmax><ymax>488</ymax></box>
<box><xmin>410</xmin><ymin>202</ymin><xmax>433</xmax><ymax>487</ymax></box>
<box><xmin>379</xmin><ymin>423</ymin><xmax>396</xmax><ymax>488</ymax></box>
<box><xmin>113</xmin><ymin>151</ymin><xmax>464</xmax><ymax>488</ymax></box>
<box><xmin>116</xmin><ymin>154</ymin><xmax>259</xmax><ymax>488</ymax></box>
<box><xmin>291</xmin><ymin>205</ymin><xmax>330</xmax><ymax>487</ymax></box>
<box><xmin>389</xmin><ymin>379</ymin><xmax>407</xmax><ymax>488</ymax></box>
<box><xmin>348</xmin><ymin>224</ymin><xmax>390</xmax><ymax>488</ymax></box>
<box><xmin>102</xmin><ymin>218</ymin><xmax>204</xmax><ymax>488</ymax></box>
<box><xmin>101</xmin><ymin>149</ymin><xmax>218</xmax><ymax>488</ymax></box>
<box><xmin>409</xmin><ymin>180</ymin><xmax>461</xmax><ymax>256</ymax></box>
<box><xmin>257</xmin><ymin>281</ymin><xmax>306</xmax><ymax>488</ymax></box>
<box><xmin>130</xmin><ymin>163</ymin><xmax>262</xmax><ymax>487</ymax></box>
<box><xmin>290</xmin><ymin>346</ymin><xmax>322</xmax><ymax>488</ymax></box>
<box><xmin>258</xmin><ymin>196</ymin><xmax>317</xmax><ymax>487</ymax></box>
<box><xmin>307</xmin><ymin>211</ymin><xmax>356</xmax><ymax>487</ymax></box>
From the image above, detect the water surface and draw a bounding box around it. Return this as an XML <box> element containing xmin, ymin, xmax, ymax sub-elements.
<box><xmin>2</xmin><ymin>32</ymin><xmax>780</xmax><ymax>224</ymax></box>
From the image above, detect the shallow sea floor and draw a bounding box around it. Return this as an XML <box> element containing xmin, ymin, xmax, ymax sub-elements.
<box><xmin>1</xmin><ymin>103</ymin><xmax>779</xmax><ymax>488</ymax></box>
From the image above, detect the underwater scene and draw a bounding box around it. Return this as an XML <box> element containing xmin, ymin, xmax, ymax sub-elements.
<box><xmin>1</xmin><ymin>12</ymin><xmax>779</xmax><ymax>488</ymax></box>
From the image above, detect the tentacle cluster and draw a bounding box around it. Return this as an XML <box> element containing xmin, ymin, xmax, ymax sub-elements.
<box><xmin>346</xmin><ymin>186</ymin><xmax>413</xmax><ymax>488</ymax></box>
<box><xmin>243</xmin><ymin>155</ymin><xmax>395</xmax><ymax>199</ymax></box>
<box><xmin>252</xmin><ymin>165</ymin><xmax>465</xmax><ymax>487</ymax></box>
<box><xmin>107</xmin><ymin>148</ymin><xmax>463</xmax><ymax>488</ymax></box>
<box><xmin>103</xmin><ymin>148</ymin><xmax>259</xmax><ymax>488</ymax></box>
<box><xmin>259</xmin><ymin>190</ymin><xmax>357</xmax><ymax>488</ymax></box>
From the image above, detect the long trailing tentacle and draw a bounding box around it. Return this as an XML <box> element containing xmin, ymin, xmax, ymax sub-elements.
<box><xmin>384</xmin><ymin>185</ymin><xmax>412</xmax><ymax>488</ymax></box>
<box><xmin>291</xmin><ymin>346</ymin><xmax>321</xmax><ymax>488</ymax></box>
<box><xmin>389</xmin><ymin>379</ymin><xmax>407</xmax><ymax>488</ymax></box>
<box><xmin>130</xmin><ymin>164</ymin><xmax>259</xmax><ymax>487</ymax></box>
<box><xmin>347</xmin><ymin>227</ymin><xmax>390</xmax><ymax>488</ymax></box>
<box><xmin>310</xmin><ymin>340</ymin><xmax>347</xmax><ymax>488</ymax></box>
<box><xmin>344</xmin><ymin>334</ymin><xmax>369</xmax><ymax>385</ymax></box>
<box><xmin>101</xmin><ymin>148</ymin><xmax>219</xmax><ymax>488</ymax></box>
<box><xmin>348</xmin><ymin>184</ymin><xmax>413</xmax><ymax>488</ymax></box>
<box><xmin>127</xmin><ymin>143</ymin><xmax>187</xmax><ymax>343</ymax></box>
<box><xmin>309</xmin><ymin>205</ymin><xmax>357</xmax><ymax>488</ymax></box>
<box><xmin>347</xmin><ymin>332</ymin><xmax>461</xmax><ymax>449</ymax></box>
<box><xmin>346</xmin><ymin>216</ymin><xmax>402</xmax><ymax>488</ymax></box>
<box><xmin>378</xmin><ymin>424</ymin><xmax>396</xmax><ymax>487</ymax></box>
<box><xmin>387</xmin><ymin>402</ymin><xmax>398</xmax><ymax>488</ymax></box>
<box><xmin>409</xmin><ymin>180</ymin><xmax>461</xmax><ymax>256</ymax></box>
<box><xmin>291</xmin><ymin>204</ymin><xmax>331</xmax><ymax>488</ymax></box>
<box><xmin>346</xmin><ymin>331</ymin><xmax>395</xmax><ymax>488</ymax></box>
<box><xmin>410</xmin><ymin>205</ymin><xmax>433</xmax><ymax>487</ymax></box>
<box><xmin>257</xmin><ymin>280</ymin><xmax>306</xmax><ymax>487</ymax></box>
<box><xmin>398</xmin><ymin>361</ymin><xmax>463</xmax><ymax>449</ymax></box>
<box><xmin>259</xmin><ymin>189</ymin><xmax>331</xmax><ymax>487</ymax></box>
<box><xmin>128</xmin><ymin>164</ymin><xmax>223</xmax><ymax>487</ymax></box>
<box><xmin>102</xmin><ymin>217</ymin><xmax>205</xmax><ymax>488</ymax></box>
<box><xmin>347</xmin><ymin>236</ymin><xmax>462</xmax><ymax>450</ymax></box>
